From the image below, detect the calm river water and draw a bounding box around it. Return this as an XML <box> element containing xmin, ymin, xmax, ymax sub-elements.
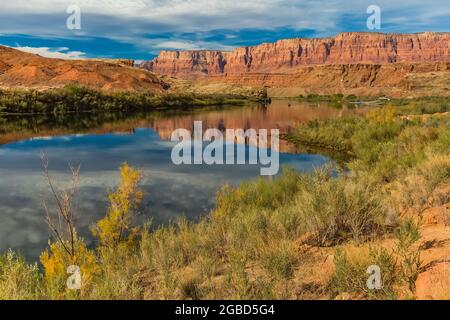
<box><xmin>0</xmin><ymin>100</ymin><xmax>367</xmax><ymax>258</ymax></box>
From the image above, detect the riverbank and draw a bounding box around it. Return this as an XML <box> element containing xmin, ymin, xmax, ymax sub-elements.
<box><xmin>0</xmin><ymin>99</ymin><xmax>448</xmax><ymax>300</ymax></box>
<box><xmin>0</xmin><ymin>85</ymin><xmax>266</xmax><ymax>115</ymax></box>
<box><xmin>295</xmin><ymin>94</ymin><xmax>450</xmax><ymax>111</ymax></box>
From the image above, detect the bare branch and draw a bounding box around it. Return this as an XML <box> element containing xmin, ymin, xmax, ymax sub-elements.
<box><xmin>40</xmin><ymin>152</ymin><xmax>81</xmax><ymax>258</ymax></box>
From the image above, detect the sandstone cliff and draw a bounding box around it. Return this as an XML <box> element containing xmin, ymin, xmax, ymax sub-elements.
<box><xmin>155</xmin><ymin>61</ymin><xmax>450</xmax><ymax>98</ymax></box>
<box><xmin>140</xmin><ymin>32</ymin><xmax>450</xmax><ymax>97</ymax></box>
<box><xmin>142</xmin><ymin>32</ymin><xmax>450</xmax><ymax>78</ymax></box>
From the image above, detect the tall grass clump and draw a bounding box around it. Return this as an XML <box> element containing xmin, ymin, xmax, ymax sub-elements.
<box><xmin>0</xmin><ymin>251</ymin><xmax>42</xmax><ymax>300</ymax></box>
<box><xmin>331</xmin><ymin>247</ymin><xmax>397</xmax><ymax>300</ymax></box>
<box><xmin>294</xmin><ymin>167</ymin><xmax>384</xmax><ymax>246</ymax></box>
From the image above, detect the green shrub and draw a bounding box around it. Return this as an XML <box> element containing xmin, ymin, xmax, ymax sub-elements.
<box><xmin>394</xmin><ymin>219</ymin><xmax>421</xmax><ymax>296</ymax></box>
<box><xmin>431</xmin><ymin>128</ymin><xmax>450</xmax><ymax>154</ymax></box>
<box><xmin>332</xmin><ymin>247</ymin><xmax>397</xmax><ymax>300</ymax></box>
<box><xmin>260</xmin><ymin>241</ymin><xmax>297</xmax><ymax>279</ymax></box>
<box><xmin>391</xmin><ymin>97</ymin><xmax>450</xmax><ymax>115</ymax></box>
<box><xmin>180</xmin><ymin>277</ymin><xmax>203</xmax><ymax>300</ymax></box>
<box><xmin>296</xmin><ymin>167</ymin><xmax>384</xmax><ymax>246</ymax></box>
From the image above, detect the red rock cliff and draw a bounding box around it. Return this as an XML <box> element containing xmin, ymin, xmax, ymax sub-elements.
<box><xmin>141</xmin><ymin>32</ymin><xmax>450</xmax><ymax>78</ymax></box>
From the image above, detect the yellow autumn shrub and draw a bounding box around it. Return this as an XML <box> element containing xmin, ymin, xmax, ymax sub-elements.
<box><xmin>92</xmin><ymin>163</ymin><xmax>144</xmax><ymax>248</ymax></box>
<box><xmin>367</xmin><ymin>105</ymin><xmax>397</xmax><ymax>123</ymax></box>
<box><xmin>40</xmin><ymin>239</ymin><xmax>99</xmax><ymax>298</ymax></box>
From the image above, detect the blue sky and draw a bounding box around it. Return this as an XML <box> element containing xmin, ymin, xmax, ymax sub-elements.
<box><xmin>1</xmin><ymin>0</ymin><xmax>449</xmax><ymax>61</ymax></box>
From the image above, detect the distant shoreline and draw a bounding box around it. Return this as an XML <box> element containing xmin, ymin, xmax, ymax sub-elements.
<box><xmin>0</xmin><ymin>85</ymin><xmax>265</xmax><ymax>115</ymax></box>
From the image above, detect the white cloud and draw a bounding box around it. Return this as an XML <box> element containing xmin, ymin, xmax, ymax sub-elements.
<box><xmin>11</xmin><ymin>46</ymin><xmax>86</xmax><ymax>59</ymax></box>
<box><xmin>154</xmin><ymin>41</ymin><xmax>202</xmax><ymax>51</ymax></box>
<box><xmin>0</xmin><ymin>0</ymin><xmax>448</xmax><ymax>53</ymax></box>
<box><xmin>154</xmin><ymin>40</ymin><xmax>235</xmax><ymax>51</ymax></box>
<box><xmin>3</xmin><ymin>0</ymin><xmax>448</xmax><ymax>29</ymax></box>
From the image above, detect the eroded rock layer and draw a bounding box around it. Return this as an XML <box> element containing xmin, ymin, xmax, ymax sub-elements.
<box><xmin>141</xmin><ymin>32</ymin><xmax>450</xmax><ymax>78</ymax></box>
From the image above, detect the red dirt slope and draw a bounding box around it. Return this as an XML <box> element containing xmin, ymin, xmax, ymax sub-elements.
<box><xmin>0</xmin><ymin>46</ymin><xmax>169</xmax><ymax>92</ymax></box>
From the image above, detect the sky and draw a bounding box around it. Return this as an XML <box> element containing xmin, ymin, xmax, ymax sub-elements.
<box><xmin>0</xmin><ymin>0</ymin><xmax>449</xmax><ymax>61</ymax></box>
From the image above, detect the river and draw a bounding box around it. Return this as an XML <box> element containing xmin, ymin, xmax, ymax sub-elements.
<box><xmin>0</xmin><ymin>99</ymin><xmax>368</xmax><ymax>258</ymax></box>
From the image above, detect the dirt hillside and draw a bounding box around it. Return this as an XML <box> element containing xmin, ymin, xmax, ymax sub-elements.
<box><xmin>0</xmin><ymin>46</ymin><xmax>169</xmax><ymax>92</ymax></box>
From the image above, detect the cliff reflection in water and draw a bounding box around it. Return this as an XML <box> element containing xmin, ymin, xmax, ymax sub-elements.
<box><xmin>0</xmin><ymin>99</ymin><xmax>368</xmax><ymax>153</ymax></box>
<box><xmin>150</xmin><ymin>100</ymin><xmax>368</xmax><ymax>153</ymax></box>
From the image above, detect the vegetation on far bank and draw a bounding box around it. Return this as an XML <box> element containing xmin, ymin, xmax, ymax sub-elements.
<box><xmin>0</xmin><ymin>85</ymin><xmax>262</xmax><ymax>114</ymax></box>
<box><xmin>298</xmin><ymin>94</ymin><xmax>450</xmax><ymax>115</ymax></box>
<box><xmin>0</xmin><ymin>98</ymin><xmax>449</xmax><ymax>300</ymax></box>
<box><xmin>298</xmin><ymin>93</ymin><xmax>357</xmax><ymax>102</ymax></box>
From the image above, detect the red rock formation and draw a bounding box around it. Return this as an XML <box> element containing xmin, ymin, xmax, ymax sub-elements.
<box><xmin>141</xmin><ymin>50</ymin><xmax>227</xmax><ymax>77</ymax></box>
<box><xmin>0</xmin><ymin>46</ymin><xmax>169</xmax><ymax>92</ymax></box>
<box><xmin>141</xmin><ymin>32</ymin><xmax>450</xmax><ymax>78</ymax></box>
<box><xmin>414</xmin><ymin>202</ymin><xmax>450</xmax><ymax>300</ymax></box>
<box><xmin>90</xmin><ymin>58</ymin><xmax>135</xmax><ymax>67</ymax></box>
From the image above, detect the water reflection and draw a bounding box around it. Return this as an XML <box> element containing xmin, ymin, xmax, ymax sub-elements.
<box><xmin>0</xmin><ymin>100</ymin><xmax>366</xmax><ymax>259</ymax></box>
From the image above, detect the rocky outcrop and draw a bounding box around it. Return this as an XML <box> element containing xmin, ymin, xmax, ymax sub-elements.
<box><xmin>90</xmin><ymin>58</ymin><xmax>135</xmax><ymax>67</ymax></box>
<box><xmin>414</xmin><ymin>202</ymin><xmax>450</xmax><ymax>300</ymax></box>
<box><xmin>141</xmin><ymin>51</ymin><xmax>227</xmax><ymax>78</ymax></box>
<box><xmin>141</xmin><ymin>32</ymin><xmax>450</xmax><ymax>78</ymax></box>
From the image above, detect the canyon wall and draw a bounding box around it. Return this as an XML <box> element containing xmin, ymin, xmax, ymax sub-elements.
<box><xmin>141</xmin><ymin>32</ymin><xmax>450</xmax><ymax>78</ymax></box>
